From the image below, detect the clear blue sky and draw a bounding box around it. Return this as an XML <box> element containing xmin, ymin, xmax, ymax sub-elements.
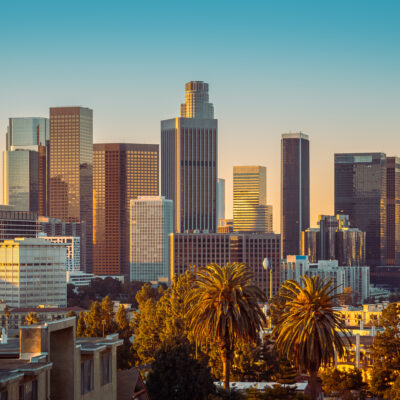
<box><xmin>1</xmin><ymin>0</ymin><xmax>399</xmax><ymax>231</ymax></box>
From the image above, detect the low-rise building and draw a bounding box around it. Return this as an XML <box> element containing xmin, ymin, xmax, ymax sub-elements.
<box><xmin>0</xmin><ymin>237</ymin><xmax>68</xmax><ymax>308</ymax></box>
<box><xmin>0</xmin><ymin>317</ymin><xmax>122</xmax><ymax>400</ymax></box>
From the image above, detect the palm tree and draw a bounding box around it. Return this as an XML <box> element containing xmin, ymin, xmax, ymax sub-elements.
<box><xmin>25</xmin><ymin>312</ymin><xmax>39</xmax><ymax>325</ymax></box>
<box><xmin>273</xmin><ymin>275</ymin><xmax>350</xmax><ymax>400</ymax></box>
<box><xmin>4</xmin><ymin>305</ymin><xmax>10</xmax><ymax>335</ymax></box>
<box><xmin>187</xmin><ymin>263</ymin><xmax>267</xmax><ymax>390</ymax></box>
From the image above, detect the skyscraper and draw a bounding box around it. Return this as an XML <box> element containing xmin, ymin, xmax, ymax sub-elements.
<box><xmin>93</xmin><ymin>143</ymin><xmax>159</xmax><ymax>277</ymax></box>
<box><xmin>49</xmin><ymin>107</ymin><xmax>93</xmax><ymax>272</ymax></box>
<box><xmin>130</xmin><ymin>196</ymin><xmax>173</xmax><ymax>283</ymax></box>
<box><xmin>335</xmin><ymin>153</ymin><xmax>387</xmax><ymax>266</ymax></box>
<box><xmin>386</xmin><ymin>157</ymin><xmax>400</xmax><ymax>265</ymax></box>
<box><xmin>217</xmin><ymin>178</ymin><xmax>225</xmax><ymax>223</ymax></box>
<box><xmin>3</xmin><ymin>117</ymin><xmax>49</xmax><ymax>214</ymax></box>
<box><xmin>233</xmin><ymin>166</ymin><xmax>273</xmax><ymax>233</ymax></box>
<box><xmin>161</xmin><ymin>81</ymin><xmax>217</xmax><ymax>233</ymax></box>
<box><xmin>281</xmin><ymin>133</ymin><xmax>310</xmax><ymax>258</ymax></box>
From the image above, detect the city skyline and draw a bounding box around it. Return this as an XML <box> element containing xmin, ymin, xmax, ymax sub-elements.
<box><xmin>1</xmin><ymin>1</ymin><xmax>399</xmax><ymax>233</ymax></box>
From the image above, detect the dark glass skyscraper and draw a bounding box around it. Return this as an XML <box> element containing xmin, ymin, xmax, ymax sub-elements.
<box><xmin>161</xmin><ymin>81</ymin><xmax>217</xmax><ymax>233</ymax></box>
<box><xmin>335</xmin><ymin>153</ymin><xmax>387</xmax><ymax>266</ymax></box>
<box><xmin>49</xmin><ymin>107</ymin><xmax>93</xmax><ymax>272</ymax></box>
<box><xmin>93</xmin><ymin>143</ymin><xmax>159</xmax><ymax>277</ymax></box>
<box><xmin>281</xmin><ymin>133</ymin><xmax>310</xmax><ymax>258</ymax></box>
<box><xmin>386</xmin><ymin>157</ymin><xmax>400</xmax><ymax>265</ymax></box>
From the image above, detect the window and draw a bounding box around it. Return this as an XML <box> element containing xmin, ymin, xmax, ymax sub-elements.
<box><xmin>32</xmin><ymin>380</ymin><xmax>38</xmax><ymax>400</ymax></box>
<box><xmin>0</xmin><ymin>390</ymin><xmax>8</xmax><ymax>400</ymax></box>
<box><xmin>19</xmin><ymin>385</ymin><xmax>24</xmax><ymax>400</ymax></box>
<box><xmin>81</xmin><ymin>359</ymin><xmax>94</xmax><ymax>394</ymax></box>
<box><xmin>101</xmin><ymin>351</ymin><xmax>112</xmax><ymax>385</ymax></box>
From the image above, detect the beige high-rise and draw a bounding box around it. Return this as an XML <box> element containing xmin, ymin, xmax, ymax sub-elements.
<box><xmin>233</xmin><ymin>166</ymin><xmax>273</xmax><ymax>233</ymax></box>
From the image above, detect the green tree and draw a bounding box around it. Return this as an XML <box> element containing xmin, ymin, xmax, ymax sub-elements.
<box><xmin>370</xmin><ymin>303</ymin><xmax>400</xmax><ymax>399</ymax></box>
<box><xmin>273</xmin><ymin>276</ymin><xmax>349</xmax><ymax>400</ymax></box>
<box><xmin>115</xmin><ymin>305</ymin><xmax>134</xmax><ymax>369</ymax></box>
<box><xmin>187</xmin><ymin>263</ymin><xmax>267</xmax><ymax>390</ymax></box>
<box><xmin>85</xmin><ymin>301</ymin><xmax>103</xmax><ymax>337</ymax></box>
<box><xmin>275</xmin><ymin>359</ymin><xmax>297</xmax><ymax>386</ymax></box>
<box><xmin>146</xmin><ymin>341</ymin><xmax>215</xmax><ymax>400</ymax></box>
<box><xmin>77</xmin><ymin>311</ymin><xmax>87</xmax><ymax>337</ymax></box>
<box><xmin>257</xmin><ymin>384</ymin><xmax>309</xmax><ymax>400</ymax></box>
<box><xmin>321</xmin><ymin>368</ymin><xmax>366</xmax><ymax>399</ymax></box>
<box><xmin>100</xmin><ymin>296</ymin><xmax>117</xmax><ymax>335</ymax></box>
<box><xmin>25</xmin><ymin>312</ymin><xmax>39</xmax><ymax>325</ymax></box>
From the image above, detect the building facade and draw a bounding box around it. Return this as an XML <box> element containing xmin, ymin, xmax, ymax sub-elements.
<box><xmin>3</xmin><ymin>117</ymin><xmax>49</xmax><ymax>214</ymax></box>
<box><xmin>170</xmin><ymin>232</ymin><xmax>281</xmax><ymax>297</ymax></box>
<box><xmin>335</xmin><ymin>153</ymin><xmax>387</xmax><ymax>266</ymax></box>
<box><xmin>281</xmin><ymin>255</ymin><xmax>370</xmax><ymax>304</ymax></box>
<box><xmin>217</xmin><ymin>178</ymin><xmax>226</xmax><ymax>223</ymax></box>
<box><xmin>233</xmin><ymin>166</ymin><xmax>273</xmax><ymax>233</ymax></box>
<box><xmin>93</xmin><ymin>143</ymin><xmax>159</xmax><ymax>277</ymax></box>
<box><xmin>0</xmin><ymin>206</ymin><xmax>39</xmax><ymax>239</ymax></box>
<box><xmin>49</xmin><ymin>107</ymin><xmax>93</xmax><ymax>272</ymax></box>
<box><xmin>281</xmin><ymin>133</ymin><xmax>310</xmax><ymax>258</ymax></box>
<box><xmin>301</xmin><ymin>214</ymin><xmax>366</xmax><ymax>266</ymax></box>
<box><xmin>130</xmin><ymin>196</ymin><xmax>173</xmax><ymax>283</ymax></box>
<box><xmin>386</xmin><ymin>157</ymin><xmax>400</xmax><ymax>265</ymax></box>
<box><xmin>161</xmin><ymin>81</ymin><xmax>217</xmax><ymax>233</ymax></box>
<box><xmin>0</xmin><ymin>238</ymin><xmax>67</xmax><ymax>308</ymax></box>
<box><xmin>39</xmin><ymin>235</ymin><xmax>80</xmax><ymax>271</ymax></box>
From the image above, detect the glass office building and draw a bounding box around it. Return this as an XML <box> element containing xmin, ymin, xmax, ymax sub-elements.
<box><xmin>3</xmin><ymin>117</ymin><xmax>49</xmax><ymax>214</ymax></box>
<box><xmin>335</xmin><ymin>153</ymin><xmax>387</xmax><ymax>266</ymax></box>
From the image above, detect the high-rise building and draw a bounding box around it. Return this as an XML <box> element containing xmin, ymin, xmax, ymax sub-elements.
<box><xmin>49</xmin><ymin>107</ymin><xmax>93</xmax><ymax>272</ymax></box>
<box><xmin>0</xmin><ymin>205</ymin><xmax>39</xmax><ymax>239</ymax></box>
<box><xmin>217</xmin><ymin>178</ymin><xmax>225</xmax><ymax>223</ymax></box>
<box><xmin>93</xmin><ymin>143</ymin><xmax>159</xmax><ymax>277</ymax></box>
<box><xmin>170</xmin><ymin>232</ymin><xmax>281</xmax><ymax>297</ymax></box>
<box><xmin>0</xmin><ymin>238</ymin><xmax>67</xmax><ymax>308</ymax></box>
<box><xmin>281</xmin><ymin>256</ymin><xmax>370</xmax><ymax>304</ymax></box>
<box><xmin>233</xmin><ymin>166</ymin><xmax>273</xmax><ymax>233</ymax></box>
<box><xmin>386</xmin><ymin>157</ymin><xmax>400</xmax><ymax>265</ymax></box>
<box><xmin>161</xmin><ymin>81</ymin><xmax>217</xmax><ymax>233</ymax></box>
<box><xmin>130</xmin><ymin>196</ymin><xmax>173</xmax><ymax>283</ymax></box>
<box><xmin>281</xmin><ymin>133</ymin><xmax>310</xmax><ymax>258</ymax></box>
<box><xmin>3</xmin><ymin>117</ymin><xmax>49</xmax><ymax>214</ymax></box>
<box><xmin>301</xmin><ymin>214</ymin><xmax>366</xmax><ymax>266</ymax></box>
<box><xmin>335</xmin><ymin>153</ymin><xmax>387</xmax><ymax>266</ymax></box>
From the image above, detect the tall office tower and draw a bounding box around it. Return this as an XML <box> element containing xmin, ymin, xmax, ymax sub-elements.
<box><xmin>171</xmin><ymin>232</ymin><xmax>281</xmax><ymax>297</ymax></box>
<box><xmin>335</xmin><ymin>153</ymin><xmax>387</xmax><ymax>266</ymax></box>
<box><xmin>281</xmin><ymin>133</ymin><xmax>310</xmax><ymax>258</ymax></box>
<box><xmin>0</xmin><ymin>206</ymin><xmax>39</xmax><ymax>239</ymax></box>
<box><xmin>233</xmin><ymin>166</ymin><xmax>273</xmax><ymax>233</ymax></box>
<box><xmin>3</xmin><ymin>117</ymin><xmax>49</xmax><ymax>214</ymax></box>
<box><xmin>217</xmin><ymin>178</ymin><xmax>225</xmax><ymax>222</ymax></box>
<box><xmin>93</xmin><ymin>143</ymin><xmax>159</xmax><ymax>277</ymax></box>
<box><xmin>386</xmin><ymin>157</ymin><xmax>400</xmax><ymax>265</ymax></box>
<box><xmin>301</xmin><ymin>214</ymin><xmax>366</xmax><ymax>266</ymax></box>
<box><xmin>130</xmin><ymin>196</ymin><xmax>173</xmax><ymax>283</ymax></box>
<box><xmin>49</xmin><ymin>107</ymin><xmax>93</xmax><ymax>272</ymax></box>
<box><xmin>161</xmin><ymin>81</ymin><xmax>217</xmax><ymax>233</ymax></box>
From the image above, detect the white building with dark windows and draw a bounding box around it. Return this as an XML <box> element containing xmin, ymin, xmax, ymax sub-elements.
<box><xmin>130</xmin><ymin>196</ymin><xmax>173</xmax><ymax>283</ymax></box>
<box><xmin>0</xmin><ymin>238</ymin><xmax>67</xmax><ymax>308</ymax></box>
<box><xmin>281</xmin><ymin>255</ymin><xmax>370</xmax><ymax>304</ymax></box>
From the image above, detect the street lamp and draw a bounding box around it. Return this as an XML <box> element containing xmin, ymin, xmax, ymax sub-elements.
<box><xmin>262</xmin><ymin>258</ymin><xmax>273</xmax><ymax>300</ymax></box>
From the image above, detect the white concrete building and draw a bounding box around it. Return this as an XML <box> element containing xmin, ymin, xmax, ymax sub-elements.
<box><xmin>39</xmin><ymin>235</ymin><xmax>80</xmax><ymax>271</ymax></box>
<box><xmin>130</xmin><ymin>196</ymin><xmax>173</xmax><ymax>283</ymax></box>
<box><xmin>281</xmin><ymin>255</ymin><xmax>370</xmax><ymax>304</ymax></box>
<box><xmin>0</xmin><ymin>238</ymin><xmax>67</xmax><ymax>307</ymax></box>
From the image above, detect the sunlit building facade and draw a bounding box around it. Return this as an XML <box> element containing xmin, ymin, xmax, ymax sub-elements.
<box><xmin>217</xmin><ymin>178</ymin><xmax>225</xmax><ymax>223</ymax></box>
<box><xmin>130</xmin><ymin>196</ymin><xmax>173</xmax><ymax>283</ymax></box>
<box><xmin>301</xmin><ymin>214</ymin><xmax>366</xmax><ymax>266</ymax></box>
<box><xmin>161</xmin><ymin>81</ymin><xmax>217</xmax><ymax>233</ymax></box>
<box><xmin>281</xmin><ymin>133</ymin><xmax>310</xmax><ymax>258</ymax></box>
<box><xmin>93</xmin><ymin>143</ymin><xmax>159</xmax><ymax>277</ymax></box>
<box><xmin>335</xmin><ymin>153</ymin><xmax>387</xmax><ymax>266</ymax></box>
<box><xmin>170</xmin><ymin>232</ymin><xmax>281</xmax><ymax>297</ymax></box>
<box><xmin>49</xmin><ymin>107</ymin><xmax>93</xmax><ymax>272</ymax></box>
<box><xmin>233</xmin><ymin>166</ymin><xmax>273</xmax><ymax>233</ymax></box>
